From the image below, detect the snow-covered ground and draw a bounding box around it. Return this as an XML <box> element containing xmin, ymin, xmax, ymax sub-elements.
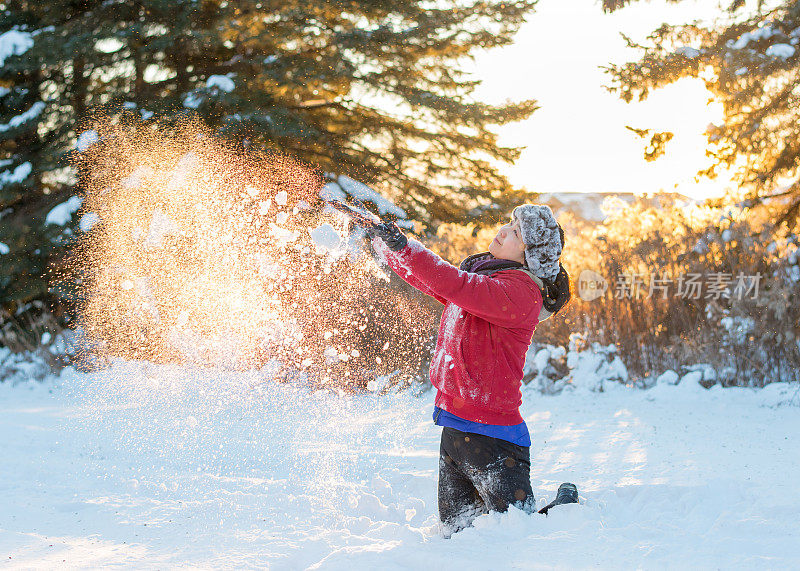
<box><xmin>1</xmin><ymin>361</ymin><xmax>799</xmax><ymax>569</ymax></box>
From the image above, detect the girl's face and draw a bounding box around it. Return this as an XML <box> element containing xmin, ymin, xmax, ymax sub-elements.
<box><xmin>488</xmin><ymin>218</ymin><xmax>526</xmax><ymax>264</ymax></box>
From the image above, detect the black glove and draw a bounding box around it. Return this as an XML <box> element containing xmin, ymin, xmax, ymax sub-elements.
<box><xmin>366</xmin><ymin>221</ymin><xmax>408</xmax><ymax>252</ymax></box>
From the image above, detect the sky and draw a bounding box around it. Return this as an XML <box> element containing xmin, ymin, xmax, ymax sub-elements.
<box><xmin>471</xmin><ymin>0</ymin><xmax>735</xmax><ymax>200</ymax></box>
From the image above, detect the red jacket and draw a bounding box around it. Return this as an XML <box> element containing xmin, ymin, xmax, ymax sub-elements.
<box><xmin>375</xmin><ymin>238</ymin><xmax>548</xmax><ymax>425</ymax></box>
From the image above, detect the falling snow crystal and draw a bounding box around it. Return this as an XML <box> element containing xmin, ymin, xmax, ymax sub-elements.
<box><xmin>166</xmin><ymin>152</ymin><xmax>199</xmax><ymax>192</ymax></box>
<box><xmin>122</xmin><ymin>166</ymin><xmax>154</xmax><ymax>189</ymax></box>
<box><xmin>76</xmin><ymin>130</ymin><xmax>99</xmax><ymax>152</ymax></box>
<box><xmin>79</xmin><ymin>212</ymin><xmax>100</xmax><ymax>232</ymax></box>
<box><xmin>309</xmin><ymin>223</ymin><xmax>343</xmax><ymax>253</ymax></box>
<box><xmin>323</xmin><ymin>346</ymin><xmax>339</xmax><ymax>363</ymax></box>
<box><xmin>269</xmin><ymin>224</ymin><xmax>299</xmax><ymax>245</ymax></box>
<box><xmin>144</xmin><ymin>209</ymin><xmax>179</xmax><ymax>248</ymax></box>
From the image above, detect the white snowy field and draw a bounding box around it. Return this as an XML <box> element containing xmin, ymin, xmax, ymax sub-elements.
<box><xmin>1</xmin><ymin>361</ymin><xmax>799</xmax><ymax>570</ymax></box>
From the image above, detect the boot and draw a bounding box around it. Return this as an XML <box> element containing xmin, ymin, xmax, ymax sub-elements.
<box><xmin>538</xmin><ymin>482</ymin><xmax>578</xmax><ymax>515</ymax></box>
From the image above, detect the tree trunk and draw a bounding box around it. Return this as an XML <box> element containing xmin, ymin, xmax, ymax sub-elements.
<box><xmin>72</xmin><ymin>57</ymin><xmax>87</xmax><ymax>119</ymax></box>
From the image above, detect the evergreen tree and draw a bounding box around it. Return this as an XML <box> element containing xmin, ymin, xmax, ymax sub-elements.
<box><xmin>0</xmin><ymin>0</ymin><xmax>537</xmax><ymax>324</ymax></box>
<box><xmin>603</xmin><ymin>0</ymin><xmax>800</xmax><ymax>229</ymax></box>
<box><xmin>0</xmin><ymin>5</ymin><xmax>52</xmax><ymax>320</ymax></box>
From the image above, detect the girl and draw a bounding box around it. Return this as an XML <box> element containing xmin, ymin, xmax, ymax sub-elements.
<box><xmin>367</xmin><ymin>204</ymin><xmax>575</xmax><ymax>535</ymax></box>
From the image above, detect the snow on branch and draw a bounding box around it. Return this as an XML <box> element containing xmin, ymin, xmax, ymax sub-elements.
<box><xmin>0</xmin><ymin>102</ymin><xmax>45</xmax><ymax>133</ymax></box>
<box><xmin>0</xmin><ymin>162</ymin><xmax>32</xmax><ymax>187</ymax></box>
<box><xmin>45</xmin><ymin>196</ymin><xmax>83</xmax><ymax>226</ymax></box>
<box><xmin>0</xmin><ymin>30</ymin><xmax>34</xmax><ymax>66</ymax></box>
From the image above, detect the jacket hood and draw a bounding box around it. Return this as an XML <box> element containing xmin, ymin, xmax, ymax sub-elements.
<box><xmin>510</xmin><ymin>267</ymin><xmax>554</xmax><ymax>322</ymax></box>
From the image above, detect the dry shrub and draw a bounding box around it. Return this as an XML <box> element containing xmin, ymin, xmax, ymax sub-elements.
<box><xmin>0</xmin><ymin>301</ymin><xmax>64</xmax><ymax>381</ymax></box>
<box><xmin>562</xmin><ymin>194</ymin><xmax>800</xmax><ymax>386</ymax></box>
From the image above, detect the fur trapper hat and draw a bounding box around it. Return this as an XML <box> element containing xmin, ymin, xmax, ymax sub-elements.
<box><xmin>512</xmin><ymin>204</ymin><xmax>564</xmax><ymax>282</ymax></box>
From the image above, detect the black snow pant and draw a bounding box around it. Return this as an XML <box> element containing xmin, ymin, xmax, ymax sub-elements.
<box><xmin>438</xmin><ymin>426</ymin><xmax>535</xmax><ymax>535</ymax></box>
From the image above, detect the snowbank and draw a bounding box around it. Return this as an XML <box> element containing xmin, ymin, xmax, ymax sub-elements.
<box><xmin>0</xmin><ymin>347</ymin><xmax>52</xmax><ymax>384</ymax></box>
<box><xmin>1</xmin><ymin>360</ymin><xmax>798</xmax><ymax>568</ymax></box>
<box><xmin>523</xmin><ymin>333</ymin><xmax>628</xmax><ymax>393</ymax></box>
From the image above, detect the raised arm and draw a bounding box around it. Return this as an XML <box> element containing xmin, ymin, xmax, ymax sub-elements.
<box><xmin>377</xmin><ymin>238</ymin><xmax>542</xmax><ymax>328</ymax></box>
<box><xmin>373</xmin><ymin>237</ymin><xmax>448</xmax><ymax>305</ymax></box>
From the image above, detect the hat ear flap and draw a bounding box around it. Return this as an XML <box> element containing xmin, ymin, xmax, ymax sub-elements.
<box><xmin>541</xmin><ymin>264</ymin><xmax>571</xmax><ymax>315</ymax></box>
